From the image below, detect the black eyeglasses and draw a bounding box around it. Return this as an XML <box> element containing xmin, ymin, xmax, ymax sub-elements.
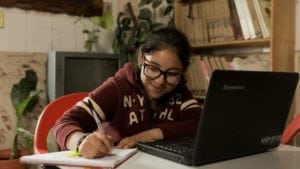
<box><xmin>142</xmin><ymin>63</ymin><xmax>183</xmax><ymax>85</ymax></box>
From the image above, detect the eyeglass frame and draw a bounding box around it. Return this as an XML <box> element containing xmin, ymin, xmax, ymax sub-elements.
<box><xmin>142</xmin><ymin>60</ymin><xmax>184</xmax><ymax>86</ymax></box>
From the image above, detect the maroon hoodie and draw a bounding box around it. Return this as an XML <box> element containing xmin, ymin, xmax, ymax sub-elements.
<box><xmin>54</xmin><ymin>63</ymin><xmax>202</xmax><ymax>150</ymax></box>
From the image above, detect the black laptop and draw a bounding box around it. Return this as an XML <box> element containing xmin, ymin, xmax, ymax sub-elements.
<box><xmin>136</xmin><ymin>70</ymin><xmax>299</xmax><ymax>166</ymax></box>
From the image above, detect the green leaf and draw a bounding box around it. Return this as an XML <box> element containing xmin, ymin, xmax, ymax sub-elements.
<box><xmin>139</xmin><ymin>20</ymin><xmax>152</xmax><ymax>30</ymax></box>
<box><xmin>151</xmin><ymin>22</ymin><xmax>165</xmax><ymax>30</ymax></box>
<box><xmin>16</xmin><ymin>90</ymin><xmax>42</xmax><ymax>119</ymax></box>
<box><xmin>167</xmin><ymin>0</ymin><xmax>173</xmax><ymax>4</ymax></box>
<box><xmin>164</xmin><ymin>5</ymin><xmax>174</xmax><ymax>16</ymax></box>
<box><xmin>83</xmin><ymin>29</ymin><xmax>91</xmax><ymax>34</ymax></box>
<box><xmin>11</xmin><ymin>70</ymin><xmax>38</xmax><ymax>110</ymax></box>
<box><xmin>152</xmin><ymin>0</ymin><xmax>163</xmax><ymax>9</ymax></box>
<box><xmin>138</xmin><ymin>8</ymin><xmax>152</xmax><ymax>20</ymax></box>
<box><xmin>167</xmin><ymin>19</ymin><xmax>175</xmax><ymax>27</ymax></box>
<box><xmin>121</xmin><ymin>17</ymin><xmax>132</xmax><ymax>27</ymax></box>
<box><xmin>138</xmin><ymin>31</ymin><xmax>151</xmax><ymax>44</ymax></box>
<box><xmin>139</xmin><ymin>0</ymin><xmax>153</xmax><ymax>7</ymax></box>
<box><xmin>90</xmin><ymin>11</ymin><xmax>114</xmax><ymax>30</ymax></box>
<box><xmin>11</xmin><ymin>130</ymin><xmax>19</xmax><ymax>159</ymax></box>
<box><xmin>11</xmin><ymin>128</ymin><xmax>34</xmax><ymax>159</ymax></box>
<box><xmin>112</xmin><ymin>39</ymin><xmax>121</xmax><ymax>54</ymax></box>
<box><xmin>18</xmin><ymin>128</ymin><xmax>34</xmax><ymax>153</ymax></box>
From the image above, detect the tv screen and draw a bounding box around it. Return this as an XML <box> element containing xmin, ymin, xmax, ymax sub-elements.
<box><xmin>48</xmin><ymin>51</ymin><xmax>126</xmax><ymax>101</ymax></box>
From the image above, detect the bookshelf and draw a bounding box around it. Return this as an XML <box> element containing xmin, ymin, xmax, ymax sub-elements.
<box><xmin>174</xmin><ymin>0</ymin><xmax>295</xmax><ymax>72</ymax></box>
<box><xmin>174</xmin><ymin>0</ymin><xmax>297</xmax><ymax>129</ymax></box>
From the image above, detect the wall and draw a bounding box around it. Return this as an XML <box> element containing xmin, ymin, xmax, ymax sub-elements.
<box><xmin>0</xmin><ymin>7</ymin><xmax>114</xmax><ymax>53</ymax></box>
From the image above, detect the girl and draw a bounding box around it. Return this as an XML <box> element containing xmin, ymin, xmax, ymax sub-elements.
<box><xmin>54</xmin><ymin>27</ymin><xmax>202</xmax><ymax>159</ymax></box>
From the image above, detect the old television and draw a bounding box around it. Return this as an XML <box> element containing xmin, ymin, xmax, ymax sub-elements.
<box><xmin>47</xmin><ymin>51</ymin><xmax>126</xmax><ymax>101</ymax></box>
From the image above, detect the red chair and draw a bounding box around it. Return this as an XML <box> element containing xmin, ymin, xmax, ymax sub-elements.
<box><xmin>281</xmin><ymin>113</ymin><xmax>300</xmax><ymax>144</ymax></box>
<box><xmin>34</xmin><ymin>92</ymin><xmax>88</xmax><ymax>154</ymax></box>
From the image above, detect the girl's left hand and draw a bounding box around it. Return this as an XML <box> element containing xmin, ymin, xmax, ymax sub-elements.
<box><xmin>116</xmin><ymin>128</ymin><xmax>163</xmax><ymax>149</ymax></box>
<box><xmin>116</xmin><ymin>136</ymin><xmax>136</xmax><ymax>149</ymax></box>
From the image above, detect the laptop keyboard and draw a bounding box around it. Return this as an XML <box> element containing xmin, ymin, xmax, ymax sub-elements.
<box><xmin>154</xmin><ymin>138</ymin><xmax>194</xmax><ymax>154</ymax></box>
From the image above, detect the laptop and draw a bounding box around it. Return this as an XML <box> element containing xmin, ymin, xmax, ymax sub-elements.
<box><xmin>136</xmin><ymin>70</ymin><xmax>299</xmax><ymax>166</ymax></box>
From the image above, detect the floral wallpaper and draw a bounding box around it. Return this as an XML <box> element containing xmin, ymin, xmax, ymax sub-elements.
<box><xmin>0</xmin><ymin>52</ymin><xmax>47</xmax><ymax>150</ymax></box>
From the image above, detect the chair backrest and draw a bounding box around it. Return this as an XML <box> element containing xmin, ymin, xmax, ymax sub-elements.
<box><xmin>281</xmin><ymin>113</ymin><xmax>300</xmax><ymax>144</ymax></box>
<box><xmin>34</xmin><ymin>92</ymin><xmax>88</xmax><ymax>154</ymax></box>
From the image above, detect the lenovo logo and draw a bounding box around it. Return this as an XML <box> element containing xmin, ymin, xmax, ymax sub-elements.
<box><xmin>222</xmin><ymin>85</ymin><xmax>246</xmax><ymax>91</ymax></box>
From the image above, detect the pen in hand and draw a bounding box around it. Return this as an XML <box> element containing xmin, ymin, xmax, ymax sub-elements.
<box><xmin>87</xmin><ymin>99</ymin><xmax>114</xmax><ymax>157</ymax></box>
<box><xmin>73</xmin><ymin>99</ymin><xmax>111</xmax><ymax>158</ymax></box>
<box><xmin>87</xmin><ymin>99</ymin><xmax>105</xmax><ymax>134</ymax></box>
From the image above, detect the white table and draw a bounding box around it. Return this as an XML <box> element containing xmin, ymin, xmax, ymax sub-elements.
<box><xmin>118</xmin><ymin>145</ymin><xmax>300</xmax><ymax>169</ymax></box>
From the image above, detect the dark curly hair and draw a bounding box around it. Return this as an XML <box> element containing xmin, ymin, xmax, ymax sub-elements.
<box><xmin>139</xmin><ymin>27</ymin><xmax>192</xmax><ymax>70</ymax></box>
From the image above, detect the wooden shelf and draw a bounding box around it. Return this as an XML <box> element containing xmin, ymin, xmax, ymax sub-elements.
<box><xmin>192</xmin><ymin>38</ymin><xmax>270</xmax><ymax>49</ymax></box>
<box><xmin>0</xmin><ymin>0</ymin><xmax>103</xmax><ymax>17</ymax></box>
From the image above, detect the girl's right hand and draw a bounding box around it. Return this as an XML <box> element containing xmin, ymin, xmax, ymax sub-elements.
<box><xmin>78</xmin><ymin>131</ymin><xmax>113</xmax><ymax>159</ymax></box>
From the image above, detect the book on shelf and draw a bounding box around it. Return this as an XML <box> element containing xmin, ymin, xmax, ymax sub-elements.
<box><xmin>219</xmin><ymin>0</ymin><xmax>235</xmax><ymax>41</ymax></box>
<box><xmin>233</xmin><ymin>0</ymin><xmax>251</xmax><ymax>39</ymax></box>
<box><xmin>198</xmin><ymin>57</ymin><xmax>210</xmax><ymax>84</ymax></box>
<box><xmin>228</xmin><ymin>0</ymin><xmax>244</xmax><ymax>40</ymax></box>
<box><xmin>214</xmin><ymin>56</ymin><xmax>225</xmax><ymax>69</ymax></box>
<box><xmin>240</xmin><ymin>0</ymin><xmax>258</xmax><ymax>39</ymax></box>
<box><xmin>182</xmin><ymin>4</ymin><xmax>196</xmax><ymax>46</ymax></box>
<box><xmin>208</xmin><ymin>56</ymin><xmax>219</xmax><ymax>71</ymax></box>
<box><xmin>177</xmin><ymin>4</ymin><xmax>189</xmax><ymax>41</ymax></box>
<box><xmin>252</xmin><ymin>0</ymin><xmax>270</xmax><ymax>38</ymax></box>
<box><xmin>185</xmin><ymin>53</ymin><xmax>270</xmax><ymax>98</ymax></box>
<box><xmin>257</xmin><ymin>0</ymin><xmax>271</xmax><ymax>35</ymax></box>
<box><xmin>192</xmin><ymin>2</ymin><xmax>204</xmax><ymax>45</ymax></box>
<box><xmin>197</xmin><ymin>2</ymin><xmax>209</xmax><ymax>44</ymax></box>
<box><xmin>246</xmin><ymin>0</ymin><xmax>263</xmax><ymax>38</ymax></box>
<box><xmin>20</xmin><ymin>148</ymin><xmax>138</xmax><ymax>169</ymax></box>
<box><xmin>220</xmin><ymin>56</ymin><xmax>234</xmax><ymax>70</ymax></box>
<box><xmin>195</xmin><ymin>56</ymin><xmax>209</xmax><ymax>89</ymax></box>
<box><xmin>201</xmin><ymin>1</ymin><xmax>216</xmax><ymax>43</ymax></box>
<box><xmin>185</xmin><ymin>56</ymin><xmax>207</xmax><ymax>98</ymax></box>
<box><xmin>212</xmin><ymin>0</ymin><xmax>223</xmax><ymax>42</ymax></box>
<box><xmin>185</xmin><ymin>57</ymin><xmax>198</xmax><ymax>94</ymax></box>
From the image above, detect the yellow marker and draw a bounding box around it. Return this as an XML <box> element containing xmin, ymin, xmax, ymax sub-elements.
<box><xmin>68</xmin><ymin>148</ymin><xmax>80</xmax><ymax>157</ymax></box>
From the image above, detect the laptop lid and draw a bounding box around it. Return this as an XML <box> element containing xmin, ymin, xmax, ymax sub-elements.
<box><xmin>192</xmin><ymin>70</ymin><xmax>299</xmax><ymax>165</ymax></box>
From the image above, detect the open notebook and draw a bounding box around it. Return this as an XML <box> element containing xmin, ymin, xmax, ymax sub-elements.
<box><xmin>20</xmin><ymin>148</ymin><xmax>137</xmax><ymax>168</ymax></box>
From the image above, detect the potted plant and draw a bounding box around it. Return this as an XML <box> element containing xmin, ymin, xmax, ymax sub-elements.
<box><xmin>112</xmin><ymin>0</ymin><xmax>174</xmax><ymax>62</ymax></box>
<box><xmin>75</xmin><ymin>11</ymin><xmax>114</xmax><ymax>52</ymax></box>
<box><xmin>0</xmin><ymin>69</ymin><xmax>42</xmax><ymax>169</ymax></box>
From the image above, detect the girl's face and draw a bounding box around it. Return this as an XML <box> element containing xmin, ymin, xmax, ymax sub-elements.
<box><xmin>139</xmin><ymin>49</ymin><xmax>184</xmax><ymax>100</ymax></box>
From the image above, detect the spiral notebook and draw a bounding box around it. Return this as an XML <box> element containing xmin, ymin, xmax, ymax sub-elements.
<box><xmin>20</xmin><ymin>148</ymin><xmax>137</xmax><ymax>168</ymax></box>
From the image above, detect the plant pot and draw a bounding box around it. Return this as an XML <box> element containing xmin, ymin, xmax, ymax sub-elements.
<box><xmin>0</xmin><ymin>149</ymin><xmax>30</xmax><ymax>169</ymax></box>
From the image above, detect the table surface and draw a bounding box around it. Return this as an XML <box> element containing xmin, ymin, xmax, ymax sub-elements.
<box><xmin>117</xmin><ymin>144</ymin><xmax>300</xmax><ymax>169</ymax></box>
